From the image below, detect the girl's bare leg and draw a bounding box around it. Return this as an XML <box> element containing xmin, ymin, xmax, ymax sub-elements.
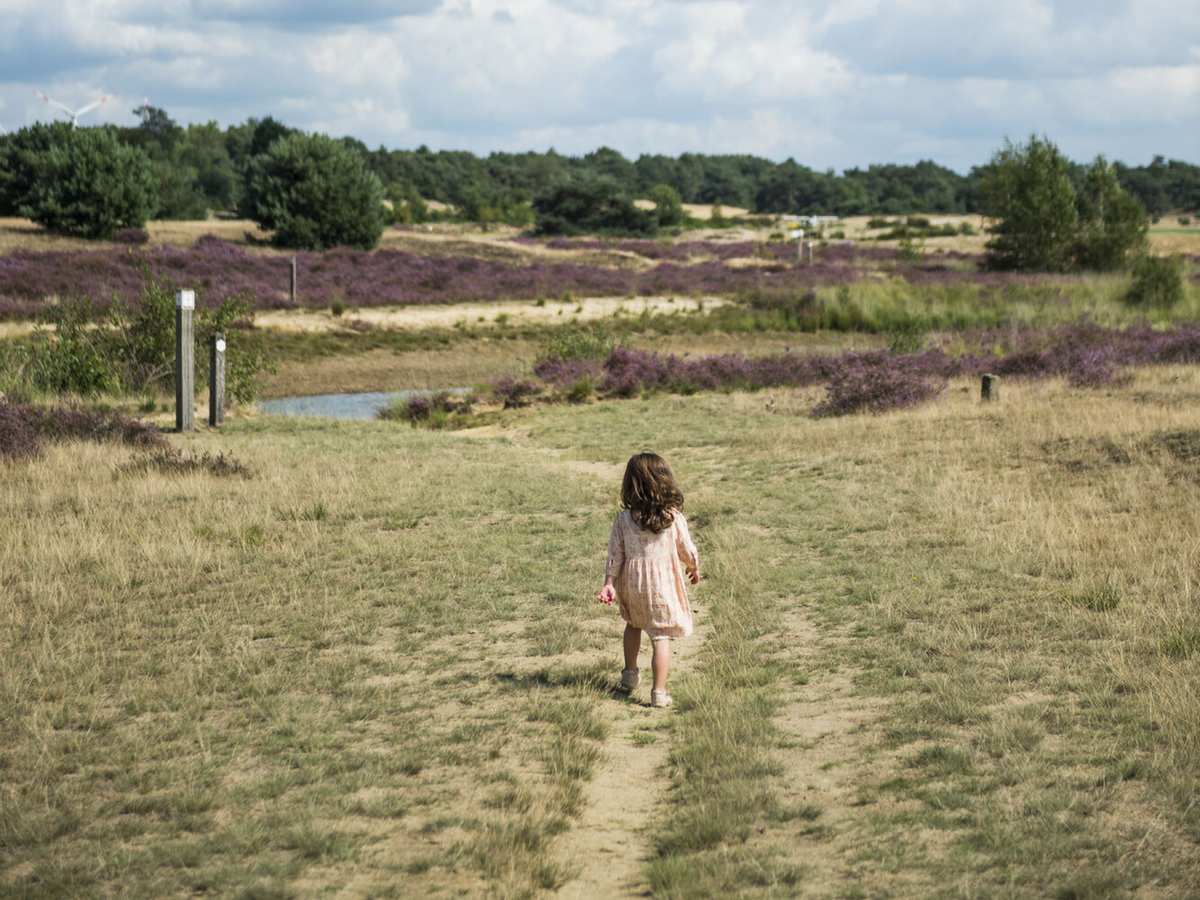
<box><xmin>623</xmin><ymin>624</ymin><xmax>642</xmax><ymax>671</ymax></box>
<box><xmin>652</xmin><ymin>638</ymin><xmax>670</xmax><ymax>692</ymax></box>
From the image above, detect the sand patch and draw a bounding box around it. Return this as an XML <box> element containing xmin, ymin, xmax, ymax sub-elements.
<box><xmin>256</xmin><ymin>295</ymin><xmax>727</xmax><ymax>333</ymax></box>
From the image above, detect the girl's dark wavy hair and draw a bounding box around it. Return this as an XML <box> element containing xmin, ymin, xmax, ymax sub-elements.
<box><xmin>621</xmin><ymin>452</ymin><xmax>683</xmax><ymax>534</ymax></box>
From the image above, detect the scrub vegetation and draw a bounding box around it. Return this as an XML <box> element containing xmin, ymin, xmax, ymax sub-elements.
<box><xmin>2</xmin><ymin>371</ymin><xmax>1200</xmax><ymax>898</ymax></box>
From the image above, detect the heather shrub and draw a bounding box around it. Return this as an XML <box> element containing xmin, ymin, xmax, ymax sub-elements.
<box><xmin>242</xmin><ymin>132</ymin><xmax>385</xmax><ymax>251</ymax></box>
<box><xmin>492</xmin><ymin>378</ymin><xmax>542</xmax><ymax>408</ymax></box>
<box><xmin>116</xmin><ymin>447</ymin><xmax>252</xmax><ymax>478</ymax></box>
<box><xmin>0</xmin><ymin>398</ymin><xmax>163</xmax><ymax>460</ymax></box>
<box><xmin>381</xmin><ymin>391</ymin><xmax>473</xmax><ymax>428</ymax></box>
<box><xmin>810</xmin><ymin>354</ymin><xmax>946</xmax><ymax>417</ymax></box>
<box><xmin>1125</xmin><ymin>255</ymin><xmax>1184</xmax><ymax>308</ymax></box>
<box><xmin>1066</xmin><ymin>350</ymin><xmax>1130</xmax><ymax>389</ymax></box>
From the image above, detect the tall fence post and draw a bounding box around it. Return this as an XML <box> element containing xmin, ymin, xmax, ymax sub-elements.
<box><xmin>175</xmin><ymin>290</ymin><xmax>195</xmax><ymax>432</ymax></box>
<box><xmin>981</xmin><ymin>373</ymin><xmax>1000</xmax><ymax>403</ymax></box>
<box><xmin>209</xmin><ymin>333</ymin><xmax>226</xmax><ymax>427</ymax></box>
<box><xmin>807</xmin><ymin>241</ymin><xmax>814</xmax><ymax>264</ymax></box>
<box><xmin>795</xmin><ymin>229</ymin><xmax>804</xmax><ymax>261</ymax></box>
<box><xmin>289</xmin><ymin>256</ymin><xmax>297</xmax><ymax>305</ymax></box>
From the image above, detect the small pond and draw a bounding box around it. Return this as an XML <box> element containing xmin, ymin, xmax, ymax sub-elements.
<box><xmin>259</xmin><ymin>388</ymin><xmax>468</xmax><ymax>421</ymax></box>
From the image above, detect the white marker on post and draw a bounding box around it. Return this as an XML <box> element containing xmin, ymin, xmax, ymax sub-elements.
<box><xmin>175</xmin><ymin>290</ymin><xmax>195</xmax><ymax>431</ymax></box>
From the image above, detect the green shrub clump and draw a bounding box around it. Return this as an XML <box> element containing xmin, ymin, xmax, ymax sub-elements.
<box><xmin>3</xmin><ymin>126</ymin><xmax>156</xmax><ymax>239</ymax></box>
<box><xmin>242</xmin><ymin>132</ymin><xmax>385</xmax><ymax>250</ymax></box>
<box><xmin>533</xmin><ymin>174</ymin><xmax>657</xmax><ymax>237</ymax></box>
<box><xmin>1125</xmin><ymin>255</ymin><xmax>1185</xmax><ymax>307</ymax></box>
<box><xmin>538</xmin><ymin>323</ymin><xmax>617</xmax><ymax>362</ymax></box>
<box><xmin>980</xmin><ymin>135</ymin><xmax>1147</xmax><ymax>272</ymax></box>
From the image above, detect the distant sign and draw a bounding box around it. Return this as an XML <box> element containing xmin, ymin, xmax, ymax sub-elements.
<box><xmin>175</xmin><ymin>290</ymin><xmax>195</xmax><ymax>310</ymax></box>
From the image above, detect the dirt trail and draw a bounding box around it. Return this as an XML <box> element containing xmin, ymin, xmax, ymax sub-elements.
<box><xmin>555</xmin><ymin>641</ymin><xmax>697</xmax><ymax>900</ymax></box>
<box><xmin>548</xmin><ymin>451</ymin><xmax>700</xmax><ymax>899</ymax></box>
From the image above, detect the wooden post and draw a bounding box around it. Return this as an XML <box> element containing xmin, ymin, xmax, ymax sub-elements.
<box><xmin>981</xmin><ymin>373</ymin><xmax>1000</xmax><ymax>402</ymax></box>
<box><xmin>175</xmin><ymin>290</ymin><xmax>195</xmax><ymax>431</ymax></box>
<box><xmin>796</xmin><ymin>229</ymin><xmax>804</xmax><ymax>260</ymax></box>
<box><xmin>289</xmin><ymin>256</ymin><xmax>297</xmax><ymax>305</ymax></box>
<box><xmin>209</xmin><ymin>333</ymin><xmax>226</xmax><ymax>427</ymax></box>
<box><xmin>807</xmin><ymin>241</ymin><xmax>814</xmax><ymax>264</ymax></box>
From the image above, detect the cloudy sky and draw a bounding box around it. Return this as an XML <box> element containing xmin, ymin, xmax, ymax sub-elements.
<box><xmin>0</xmin><ymin>0</ymin><xmax>1196</xmax><ymax>172</ymax></box>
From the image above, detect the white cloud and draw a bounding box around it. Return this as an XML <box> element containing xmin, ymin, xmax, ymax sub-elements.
<box><xmin>0</xmin><ymin>0</ymin><xmax>1196</xmax><ymax>169</ymax></box>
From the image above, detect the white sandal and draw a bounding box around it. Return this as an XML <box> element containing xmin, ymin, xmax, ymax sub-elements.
<box><xmin>620</xmin><ymin>669</ymin><xmax>640</xmax><ymax>690</ymax></box>
<box><xmin>651</xmin><ymin>689</ymin><xmax>673</xmax><ymax>708</ymax></box>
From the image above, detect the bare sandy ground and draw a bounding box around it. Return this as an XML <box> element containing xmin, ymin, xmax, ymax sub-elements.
<box><xmin>256</xmin><ymin>294</ymin><xmax>725</xmax><ymax>333</ymax></box>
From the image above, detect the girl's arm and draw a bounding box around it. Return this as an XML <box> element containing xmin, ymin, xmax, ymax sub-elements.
<box><xmin>675</xmin><ymin>513</ymin><xmax>700</xmax><ymax>584</ymax></box>
<box><xmin>598</xmin><ymin>516</ymin><xmax>624</xmax><ymax>604</ymax></box>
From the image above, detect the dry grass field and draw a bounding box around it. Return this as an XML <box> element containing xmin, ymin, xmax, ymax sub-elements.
<box><xmin>2</xmin><ymin>215</ymin><xmax>1196</xmax><ymax>260</ymax></box>
<box><xmin>3</xmin><ymin>365</ymin><xmax>1200</xmax><ymax>899</ymax></box>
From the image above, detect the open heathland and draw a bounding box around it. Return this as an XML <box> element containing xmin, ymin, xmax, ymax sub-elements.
<box><xmin>2</xmin><ymin>367</ymin><xmax>1200</xmax><ymax>899</ymax></box>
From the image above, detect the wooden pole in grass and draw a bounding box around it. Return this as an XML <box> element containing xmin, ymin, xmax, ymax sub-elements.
<box><xmin>807</xmin><ymin>241</ymin><xmax>814</xmax><ymax>264</ymax></box>
<box><xmin>981</xmin><ymin>373</ymin><xmax>1000</xmax><ymax>402</ymax></box>
<box><xmin>289</xmin><ymin>256</ymin><xmax>297</xmax><ymax>305</ymax></box>
<box><xmin>209</xmin><ymin>333</ymin><xmax>225</xmax><ymax>427</ymax></box>
<box><xmin>175</xmin><ymin>290</ymin><xmax>195</xmax><ymax>431</ymax></box>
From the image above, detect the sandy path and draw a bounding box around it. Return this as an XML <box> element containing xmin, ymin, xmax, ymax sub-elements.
<box><xmin>548</xmin><ymin>452</ymin><xmax>700</xmax><ymax>899</ymax></box>
<box><xmin>255</xmin><ymin>294</ymin><xmax>725</xmax><ymax>333</ymax></box>
<box><xmin>554</xmin><ymin>652</ymin><xmax>695</xmax><ymax>900</ymax></box>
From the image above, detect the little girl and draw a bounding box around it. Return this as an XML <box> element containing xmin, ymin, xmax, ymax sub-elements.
<box><xmin>597</xmin><ymin>452</ymin><xmax>699</xmax><ymax>708</ymax></box>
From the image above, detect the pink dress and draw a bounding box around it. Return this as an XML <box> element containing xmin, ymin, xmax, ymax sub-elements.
<box><xmin>606</xmin><ymin>509</ymin><xmax>698</xmax><ymax>637</ymax></box>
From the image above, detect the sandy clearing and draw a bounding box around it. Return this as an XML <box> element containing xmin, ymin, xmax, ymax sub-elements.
<box><xmin>256</xmin><ymin>294</ymin><xmax>727</xmax><ymax>333</ymax></box>
<box><xmin>633</xmin><ymin>200</ymin><xmax>753</xmax><ymax>219</ymax></box>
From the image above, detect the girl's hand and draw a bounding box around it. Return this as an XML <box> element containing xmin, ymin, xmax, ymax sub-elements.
<box><xmin>597</xmin><ymin>585</ymin><xmax>616</xmax><ymax>605</ymax></box>
<box><xmin>686</xmin><ymin>567</ymin><xmax>699</xmax><ymax>585</ymax></box>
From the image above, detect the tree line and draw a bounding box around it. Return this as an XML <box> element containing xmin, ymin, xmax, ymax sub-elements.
<box><xmin>2</xmin><ymin>105</ymin><xmax>1197</xmax><ymax>227</ymax></box>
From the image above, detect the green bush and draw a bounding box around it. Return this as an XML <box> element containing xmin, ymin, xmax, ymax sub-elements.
<box><xmin>1125</xmin><ymin>255</ymin><xmax>1184</xmax><ymax>307</ymax></box>
<box><xmin>1073</xmin><ymin>156</ymin><xmax>1148</xmax><ymax>271</ymax></box>
<box><xmin>3</xmin><ymin>263</ymin><xmax>270</xmax><ymax>401</ymax></box>
<box><xmin>649</xmin><ymin>184</ymin><xmax>686</xmax><ymax>227</ymax></box>
<box><xmin>17</xmin><ymin>128</ymin><xmax>156</xmax><ymax>239</ymax></box>
<box><xmin>532</xmin><ymin>174</ymin><xmax>657</xmax><ymax>237</ymax></box>
<box><xmin>11</xmin><ymin>299</ymin><xmax>123</xmax><ymax>395</ymax></box>
<box><xmin>979</xmin><ymin>134</ymin><xmax>1079</xmax><ymax>272</ymax></box>
<box><xmin>242</xmin><ymin>132</ymin><xmax>385</xmax><ymax>250</ymax></box>
<box><xmin>0</xmin><ymin>121</ymin><xmax>74</xmax><ymax>216</ymax></box>
<box><xmin>538</xmin><ymin>323</ymin><xmax>617</xmax><ymax>361</ymax></box>
<box><xmin>981</xmin><ymin>139</ymin><xmax>1147</xmax><ymax>273</ymax></box>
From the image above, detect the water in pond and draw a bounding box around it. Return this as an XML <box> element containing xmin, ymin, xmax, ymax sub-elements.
<box><xmin>259</xmin><ymin>388</ymin><xmax>468</xmax><ymax>420</ymax></box>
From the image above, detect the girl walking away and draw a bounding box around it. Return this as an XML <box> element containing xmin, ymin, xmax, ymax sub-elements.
<box><xmin>598</xmin><ymin>452</ymin><xmax>699</xmax><ymax>708</ymax></box>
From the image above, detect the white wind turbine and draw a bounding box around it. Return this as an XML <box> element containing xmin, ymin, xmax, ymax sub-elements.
<box><xmin>31</xmin><ymin>90</ymin><xmax>116</xmax><ymax>128</ymax></box>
